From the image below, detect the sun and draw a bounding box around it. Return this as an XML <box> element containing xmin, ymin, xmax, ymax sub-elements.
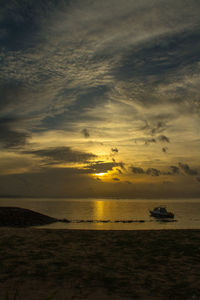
<box><xmin>95</xmin><ymin>172</ymin><xmax>107</xmax><ymax>177</ymax></box>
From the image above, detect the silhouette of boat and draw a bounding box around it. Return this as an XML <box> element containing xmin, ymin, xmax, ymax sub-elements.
<box><xmin>149</xmin><ymin>207</ymin><xmax>174</xmax><ymax>219</ymax></box>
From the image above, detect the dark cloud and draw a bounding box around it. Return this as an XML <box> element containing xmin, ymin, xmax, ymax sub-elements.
<box><xmin>24</xmin><ymin>147</ymin><xmax>96</xmax><ymax>164</ymax></box>
<box><xmin>0</xmin><ymin>166</ymin><xmax>102</xmax><ymax>198</ymax></box>
<box><xmin>111</xmin><ymin>147</ymin><xmax>119</xmax><ymax>153</ymax></box>
<box><xmin>178</xmin><ymin>162</ymin><xmax>198</xmax><ymax>176</ymax></box>
<box><xmin>0</xmin><ymin>82</ymin><xmax>24</xmax><ymax>112</ymax></box>
<box><xmin>170</xmin><ymin>166</ymin><xmax>180</xmax><ymax>174</ymax></box>
<box><xmin>0</xmin><ymin>117</ymin><xmax>30</xmax><ymax>148</ymax></box>
<box><xmin>162</xmin><ymin>147</ymin><xmax>168</xmax><ymax>153</ymax></box>
<box><xmin>86</xmin><ymin>161</ymin><xmax>124</xmax><ymax>174</ymax></box>
<box><xmin>141</xmin><ymin>121</ymin><xmax>167</xmax><ymax>135</ymax></box>
<box><xmin>131</xmin><ymin>165</ymin><xmax>162</xmax><ymax>177</ymax></box>
<box><xmin>81</xmin><ymin>128</ymin><xmax>90</xmax><ymax>138</ymax></box>
<box><xmin>114</xmin><ymin>27</ymin><xmax>200</xmax><ymax>85</ymax></box>
<box><xmin>0</xmin><ymin>82</ymin><xmax>39</xmax><ymax>119</ymax></box>
<box><xmin>145</xmin><ymin>138</ymin><xmax>156</xmax><ymax>145</ymax></box>
<box><xmin>146</xmin><ymin>168</ymin><xmax>161</xmax><ymax>176</ymax></box>
<box><xmin>131</xmin><ymin>166</ymin><xmax>145</xmax><ymax>174</ymax></box>
<box><xmin>69</xmin><ymin>85</ymin><xmax>110</xmax><ymax>115</ymax></box>
<box><xmin>151</xmin><ymin>122</ymin><xmax>167</xmax><ymax>135</ymax></box>
<box><xmin>0</xmin><ymin>0</ymin><xmax>71</xmax><ymax>51</ymax></box>
<box><xmin>0</xmin><ymin>166</ymin><xmax>199</xmax><ymax>198</ymax></box>
<box><xmin>158</xmin><ymin>135</ymin><xmax>170</xmax><ymax>143</ymax></box>
<box><xmin>112</xmin><ymin>177</ymin><xmax>120</xmax><ymax>181</ymax></box>
<box><xmin>131</xmin><ymin>164</ymin><xmax>198</xmax><ymax>177</ymax></box>
<box><xmin>38</xmin><ymin>84</ymin><xmax>111</xmax><ymax>131</ymax></box>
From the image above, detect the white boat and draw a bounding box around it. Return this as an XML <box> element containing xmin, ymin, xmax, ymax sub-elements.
<box><xmin>149</xmin><ymin>207</ymin><xmax>174</xmax><ymax>219</ymax></box>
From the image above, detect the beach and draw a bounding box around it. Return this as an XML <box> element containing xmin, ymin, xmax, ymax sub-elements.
<box><xmin>0</xmin><ymin>228</ymin><xmax>200</xmax><ymax>300</ymax></box>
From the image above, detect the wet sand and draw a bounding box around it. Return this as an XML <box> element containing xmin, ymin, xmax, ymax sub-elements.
<box><xmin>0</xmin><ymin>228</ymin><xmax>200</xmax><ymax>299</ymax></box>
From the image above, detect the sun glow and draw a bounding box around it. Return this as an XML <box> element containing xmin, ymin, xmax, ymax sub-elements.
<box><xmin>95</xmin><ymin>172</ymin><xmax>107</xmax><ymax>176</ymax></box>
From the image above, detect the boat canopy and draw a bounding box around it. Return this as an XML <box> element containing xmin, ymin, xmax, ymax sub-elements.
<box><xmin>154</xmin><ymin>207</ymin><xmax>167</xmax><ymax>213</ymax></box>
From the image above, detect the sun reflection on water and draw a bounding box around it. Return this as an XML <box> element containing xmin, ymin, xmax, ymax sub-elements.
<box><xmin>94</xmin><ymin>200</ymin><xmax>105</xmax><ymax>220</ymax></box>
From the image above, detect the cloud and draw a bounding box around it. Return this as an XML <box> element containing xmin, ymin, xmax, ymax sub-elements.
<box><xmin>178</xmin><ymin>162</ymin><xmax>198</xmax><ymax>176</ymax></box>
<box><xmin>112</xmin><ymin>177</ymin><xmax>120</xmax><ymax>181</ymax></box>
<box><xmin>81</xmin><ymin>128</ymin><xmax>90</xmax><ymax>138</ymax></box>
<box><xmin>111</xmin><ymin>147</ymin><xmax>118</xmax><ymax>153</ymax></box>
<box><xmin>24</xmin><ymin>146</ymin><xmax>97</xmax><ymax>164</ymax></box>
<box><xmin>151</xmin><ymin>122</ymin><xmax>167</xmax><ymax>135</ymax></box>
<box><xmin>114</xmin><ymin>25</ymin><xmax>200</xmax><ymax>86</ymax></box>
<box><xmin>85</xmin><ymin>161</ymin><xmax>124</xmax><ymax>173</ymax></box>
<box><xmin>1</xmin><ymin>0</ymin><xmax>200</xmax><ymax>137</ymax></box>
<box><xmin>0</xmin><ymin>166</ymin><xmax>101</xmax><ymax>198</ymax></box>
<box><xmin>130</xmin><ymin>164</ymin><xmax>199</xmax><ymax>178</ymax></box>
<box><xmin>141</xmin><ymin>120</ymin><xmax>167</xmax><ymax>135</ymax></box>
<box><xmin>170</xmin><ymin>166</ymin><xmax>180</xmax><ymax>174</ymax></box>
<box><xmin>144</xmin><ymin>135</ymin><xmax>170</xmax><ymax>146</ymax></box>
<box><xmin>0</xmin><ymin>0</ymin><xmax>74</xmax><ymax>51</ymax></box>
<box><xmin>158</xmin><ymin>135</ymin><xmax>170</xmax><ymax>143</ymax></box>
<box><xmin>0</xmin><ymin>117</ymin><xmax>30</xmax><ymax>149</ymax></box>
<box><xmin>162</xmin><ymin>147</ymin><xmax>168</xmax><ymax>153</ymax></box>
<box><xmin>145</xmin><ymin>138</ymin><xmax>156</xmax><ymax>145</ymax></box>
<box><xmin>131</xmin><ymin>166</ymin><xmax>145</xmax><ymax>174</ymax></box>
<box><xmin>131</xmin><ymin>166</ymin><xmax>161</xmax><ymax>176</ymax></box>
<box><xmin>146</xmin><ymin>168</ymin><xmax>161</xmax><ymax>176</ymax></box>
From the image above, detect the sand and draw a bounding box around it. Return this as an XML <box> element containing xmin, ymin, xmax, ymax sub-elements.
<box><xmin>0</xmin><ymin>228</ymin><xmax>200</xmax><ymax>300</ymax></box>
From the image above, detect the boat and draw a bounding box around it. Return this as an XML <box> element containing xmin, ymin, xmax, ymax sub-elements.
<box><xmin>149</xmin><ymin>207</ymin><xmax>174</xmax><ymax>219</ymax></box>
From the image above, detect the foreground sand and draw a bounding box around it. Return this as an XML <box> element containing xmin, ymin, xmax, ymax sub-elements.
<box><xmin>0</xmin><ymin>229</ymin><xmax>200</xmax><ymax>300</ymax></box>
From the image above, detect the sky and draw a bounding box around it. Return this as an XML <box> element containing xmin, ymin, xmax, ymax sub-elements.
<box><xmin>0</xmin><ymin>0</ymin><xmax>200</xmax><ymax>198</ymax></box>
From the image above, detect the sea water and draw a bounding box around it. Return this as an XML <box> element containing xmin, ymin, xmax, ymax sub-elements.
<box><xmin>0</xmin><ymin>198</ymin><xmax>200</xmax><ymax>230</ymax></box>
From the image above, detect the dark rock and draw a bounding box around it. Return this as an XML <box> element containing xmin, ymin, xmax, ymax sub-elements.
<box><xmin>0</xmin><ymin>207</ymin><xmax>57</xmax><ymax>227</ymax></box>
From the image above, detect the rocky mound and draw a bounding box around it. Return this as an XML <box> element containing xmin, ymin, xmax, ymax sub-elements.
<box><xmin>0</xmin><ymin>207</ymin><xmax>57</xmax><ymax>227</ymax></box>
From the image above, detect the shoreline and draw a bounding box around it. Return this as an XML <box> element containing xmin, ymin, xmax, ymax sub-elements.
<box><xmin>0</xmin><ymin>228</ymin><xmax>200</xmax><ymax>299</ymax></box>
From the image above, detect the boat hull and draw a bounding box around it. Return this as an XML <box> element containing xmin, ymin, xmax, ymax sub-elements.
<box><xmin>150</xmin><ymin>211</ymin><xmax>174</xmax><ymax>219</ymax></box>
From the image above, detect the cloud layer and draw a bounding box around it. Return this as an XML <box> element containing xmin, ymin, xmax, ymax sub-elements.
<box><xmin>0</xmin><ymin>0</ymin><xmax>200</xmax><ymax>197</ymax></box>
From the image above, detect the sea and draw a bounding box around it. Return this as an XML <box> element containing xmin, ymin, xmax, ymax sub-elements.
<box><xmin>0</xmin><ymin>198</ymin><xmax>200</xmax><ymax>230</ymax></box>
